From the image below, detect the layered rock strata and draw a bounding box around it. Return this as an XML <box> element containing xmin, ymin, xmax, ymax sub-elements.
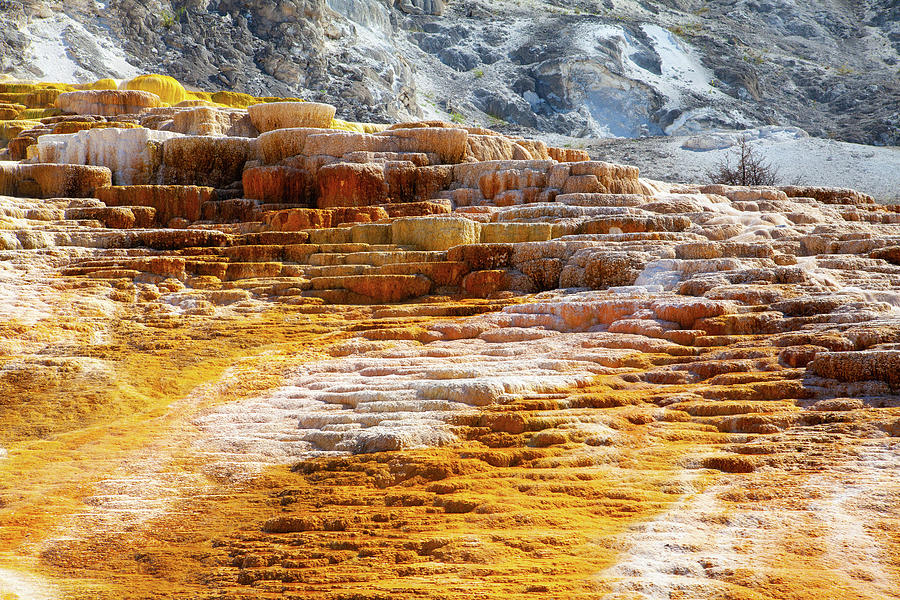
<box><xmin>0</xmin><ymin>77</ymin><xmax>898</xmax><ymax>600</ymax></box>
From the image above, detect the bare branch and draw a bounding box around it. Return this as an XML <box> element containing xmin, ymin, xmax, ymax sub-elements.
<box><xmin>706</xmin><ymin>135</ymin><xmax>779</xmax><ymax>186</ymax></box>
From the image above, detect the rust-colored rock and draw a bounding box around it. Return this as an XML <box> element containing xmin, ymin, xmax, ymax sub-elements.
<box><xmin>384</xmin><ymin>163</ymin><xmax>453</xmax><ymax>203</ymax></box>
<box><xmin>95</xmin><ymin>185</ymin><xmax>213</xmax><ymax>224</ymax></box>
<box><xmin>465</xmin><ymin>134</ymin><xmax>524</xmax><ymax>162</ymax></box>
<box><xmin>583</xmin><ymin>252</ymin><xmax>647</xmax><ymax>288</ymax></box>
<box><xmin>380</xmin><ymin>261</ymin><xmax>469</xmax><ymax>287</ymax></box>
<box><xmin>344</xmin><ymin>274</ymin><xmax>432</xmax><ymax>302</ymax></box>
<box><xmin>378</xmin><ymin>200</ymin><xmax>451</xmax><ymax>218</ymax></box>
<box><xmin>447</xmin><ymin>243</ymin><xmax>516</xmax><ymax>270</ymax></box>
<box><xmin>547</xmin><ymin>146</ymin><xmax>590</xmax><ymax>162</ymax></box>
<box><xmin>317</xmin><ymin>162</ymin><xmax>389</xmax><ymax>208</ymax></box>
<box><xmin>64</xmin><ymin>206</ymin><xmax>148</xmax><ymax>229</ymax></box>
<box><xmin>50</xmin><ymin>121</ymin><xmax>140</xmax><ymax>135</ymax></box>
<box><xmin>132</xmin><ymin>228</ymin><xmax>230</xmax><ymax>250</ymax></box>
<box><xmin>263</xmin><ymin>206</ymin><xmax>389</xmax><ymax>231</ymax></box>
<box><xmin>0</xmin><ymin>104</ymin><xmax>24</xmax><ymax>120</ymax></box>
<box><xmin>248</xmin><ymin>102</ymin><xmax>336</xmax><ymax>132</ymax></box>
<box><xmin>580</xmin><ymin>215</ymin><xmax>691</xmax><ymax>234</ymax></box>
<box><xmin>256</xmin><ymin>127</ymin><xmax>333</xmax><ymax>164</ymax></box>
<box><xmin>201</xmin><ymin>198</ymin><xmax>261</xmax><ymax>223</ymax></box>
<box><xmin>513</xmin><ymin>139</ymin><xmax>550</xmax><ymax>160</ymax></box>
<box><xmin>870</xmin><ymin>245</ymin><xmax>900</xmax><ymax>265</ymax></box>
<box><xmin>7</xmin><ymin>135</ymin><xmax>38</xmax><ymax>160</ymax></box>
<box><xmin>478</xmin><ymin>168</ymin><xmax>547</xmax><ymax>200</ymax></box>
<box><xmin>243</xmin><ymin>166</ymin><xmax>314</xmax><ymax>205</ymax></box>
<box><xmin>169</xmin><ymin>107</ymin><xmax>257</xmax><ymax>137</ymax></box>
<box><xmin>519</xmin><ymin>257</ymin><xmax>563</xmax><ymax>291</ymax></box>
<box><xmin>304</xmin><ymin>127</ymin><xmax>468</xmax><ymax>165</ymax></box>
<box><xmin>781</xmin><ymin>185</ymin><xmax>875</xmax><ymax>205</ymax></box>
<box><xmin>462</xmin><ymin>269</ymin><xmax>509</xmax><ymax>297</ymax></box>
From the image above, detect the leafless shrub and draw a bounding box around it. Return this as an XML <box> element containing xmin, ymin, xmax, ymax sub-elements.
<box><xmin>707</xmin><ymin>135</ymin><xmax>779</xmax><ymax>186</ymax></box>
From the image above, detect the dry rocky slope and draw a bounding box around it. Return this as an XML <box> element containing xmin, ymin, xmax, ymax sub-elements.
<box><xmin>1</xmin><ymin>0</ymin><xmax>898</xmax><ymax>145</ymax></box>
<box><xmin>1</xmin><ymin>76</ymin><xmax>900</xmax><ymax>600</ymax></box>
<box><xmin>588</xmin><ymin>127</ymin><xmax>900</xmax><ymax>204</ymax></box>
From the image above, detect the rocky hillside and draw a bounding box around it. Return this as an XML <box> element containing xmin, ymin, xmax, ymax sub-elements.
<box><xmin>1</xmin><ymin>0</ymin><xmax>898</xmax><ymax>145</ymax></box>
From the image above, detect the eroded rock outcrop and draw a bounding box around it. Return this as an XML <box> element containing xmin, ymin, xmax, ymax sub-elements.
<box><xmin>95</xmin><ymin>185</ymin><xmax>213</xmax><ymax>225</ymax></box>
<box><xmin>248</xmin><ymin>101</ymin><xmax>337</xmax><ymax>132</ymax></box>
<box><xmin>159</xmin><ymin>136</ymin><xmax>256</xmax><ymax>188</ymax></box>
<box><xmin>167</xmin><ymin>107</ymin><xmax>258</xmax><ymax>137</ymax></box>
<box><xmin>0</xmin><ymin>162</ymin><xmax>111</xmax><ymax>197</ymax></box>
<box><xmin>36</xmin><ymin>127</ymin><xmax>180</xmax><ymax>185</ymax></box>
<box><xmin>56</xmin><ymin>90</ymin><xmax>163</xmax><ymax>116</ymax></box>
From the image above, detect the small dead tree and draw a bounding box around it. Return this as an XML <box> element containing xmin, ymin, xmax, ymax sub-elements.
<box><xmin>707</xmin><ymin>135</ymin><xmax>779</xmax><ymax>186</ymax></box>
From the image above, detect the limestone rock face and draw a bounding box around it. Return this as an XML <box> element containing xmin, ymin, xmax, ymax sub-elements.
<box><xmin>304</xmin><ymin>128</ymin><xmax>468</xmax><ymax>165</ymax></box>
<box><xmin>0</xmin><ymin>106</ymin><xmax>24</xmax><ymax>121</ymax></box>
<box><xmin>248</xmin><ymin>102</ymin><xmax>337</xmax><ymax>132</ymax></box>
<box><xmin>447</xmin><ymin>243</ymin><xmax>516</xmax><ymax>270</ymax></box>
<box><xmin>64</xmin><ymin>205</ymin><xmax>157</xmax><ymax>228</ymax></box>
<box><xmin>810</xmin><ymin>351</ymin><xmax>900</xmax><ymax>386</ymax></box>
<box><xmin>453</xmin><ymin>160</ymin><xmax>556</xmax><ymax>189</ymax></box>
<box><xmin>95</xmin><ymin>185</ymin><xmax>214</xmax><ymax>224</ymax></box>
<box><xmin>318</xmin><ymin>162</ymin><xmax>388</xmax><ymax>208</ymax></box>
<box><xmin>263</xmin><ymin>206</ymin><xmax>389</xmax><ymax>230</ymax></box>
<box><xmin>384</xmin><ymin>163</ymin><xmax>454</xmax><ymax>203</ymax></box>
<box><xmin>514</xmin><ymin>139</ymin><xmax>551</xmax><ymax>160</ymax></box>
<box><xmin>0</xmin><ymin>163</ymin><xmax>111</xmax><ymax>197</ymax></box>
<box><xmin>243</xmin><ymin>166</ymin><xmax>314</xmax><ymax>205</ymax></box>
<box><xmin>330</xmin><ymin>274</ymin><xmax>432</xmax><ymax>303</ymax></box>
<box><xmin>384</xmin><ymin>127</ymin><xmax>469</xmax><ymax>164</ymax></box>
<box><xmin>168</xmin><ymin>107</ymin><xmax>258</xmax><ymax>137</ymax></box>
<box><xmin>159</xmin><ymin>136</ymin><xmax>256</xmax><ymax>188</ymax></box>
<box><xmin>0</xmin><ymin>120</ymin><xmax>40</xmax><ymax>145</ymax></box>
<box><xmin>465</xmin><ymin>134</ymin><xmax>526</xmax><ymax>162</ymax></box>
<box><xmin>782</xmin><ymin>186</ymin><xmax>876</xmax><ymax>205</ymax></box>
<box><xmin>35</xmin><ymin>128</ymin><xmax>181</xmax><ymax>185</ymax></box>
<box><xmin>480</xmin><ymin>222</ymin><xmax>552</xmax><ymax>244</ymax></box>
<box><xmin>381</xmin><ymin>200</ymin><xmax>451</xmax><ymax>218</ymax></box>
<box><xmin>548</xmin><ymin>147</ymin><xmax>591</xmax><ymax>162</ymax></box>
<box><xmin>56</xmin><ymin>90</ymin><xmax>163</xmax><ymax>116</ymax></box>
<box><xmin>461</xmin><ymin>269</ymin><xmax>512</xmax><ymax>296</ymax></box>
<box><xmin>392</xmin><ymin>216</ymin><xmax>481</xmax><ymax>251</ymax></box>
<box><xmin>256</xmin><ymin>127</ymin><xmax>333</xmax><ymax>164</ymax></box>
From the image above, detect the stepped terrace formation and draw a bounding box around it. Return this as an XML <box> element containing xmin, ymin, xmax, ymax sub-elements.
<box><xmin>0</xmin><ymin>74</ymin><xmax>899</xmax><ymax>600</ymax></box>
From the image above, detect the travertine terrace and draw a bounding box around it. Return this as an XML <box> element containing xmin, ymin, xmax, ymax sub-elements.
<box><xmin>1</xmin><ymin>74</ymin><xmax>899</xmax><ymax>600</ymax></box>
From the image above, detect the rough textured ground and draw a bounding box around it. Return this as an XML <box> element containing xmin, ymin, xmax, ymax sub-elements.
<box><xmin>585</xmin><ymin>127</ymin><xmax>900</xmax><ymax>203</ymax></box>
<box><xmin>1</xmin><ymin>75</ymin><xmax>900</xmax><ymax>600</ymax></box>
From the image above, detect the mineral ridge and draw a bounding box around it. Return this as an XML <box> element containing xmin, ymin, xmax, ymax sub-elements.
<box><xmin>0</xmin><ymin>75</ymin><xmax>898</xmax><ymax>600</ymax></box>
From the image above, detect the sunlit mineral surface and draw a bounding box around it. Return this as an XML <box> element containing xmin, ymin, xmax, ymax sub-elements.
<box><xmin>0</xmin><ymin>74</ymin><xmax>899</xmax><ymax>600</ymax></box>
